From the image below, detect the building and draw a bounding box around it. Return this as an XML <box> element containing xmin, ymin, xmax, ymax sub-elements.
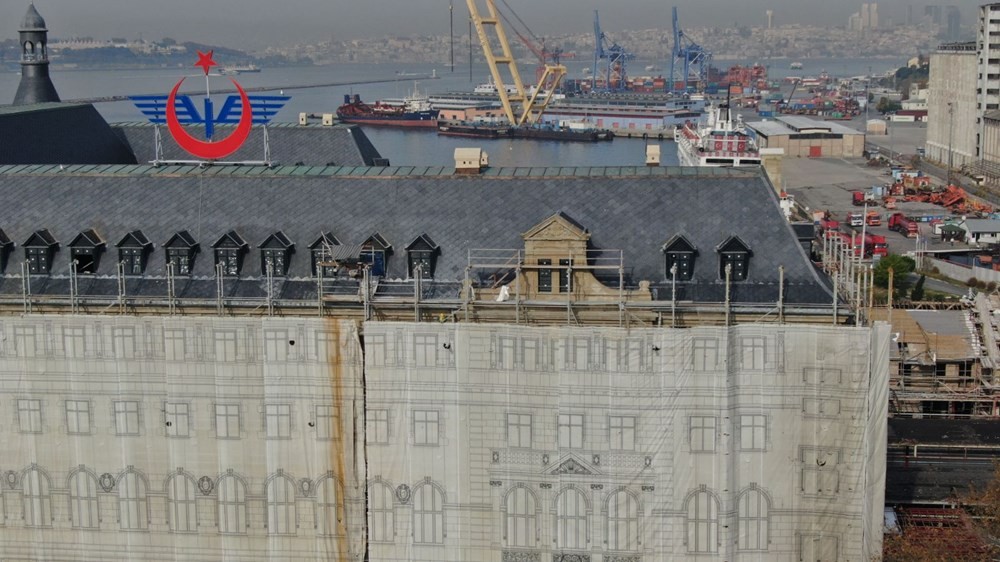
<box><xmin>13</xmin><ymin>3</ymin><xmax>59</xmax><ymax>106</ymax></box>
<box><xmin>747</xmin><ymin>116</ymin><xmax>865</xmax><ymax>158</ymax></box>
<box><xmin>765</xmin><ymin>9</ymin><xmax>773</xmax><ymax>29</ymax></box>
<box><xmin>925</xmin><ymin>42</ymin><xmax>977</xmax><ymax>170</ymax></box>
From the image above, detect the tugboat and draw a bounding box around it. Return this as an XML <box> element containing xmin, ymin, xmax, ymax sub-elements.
<box><xmin>336</xmin><ymin>88</ymin><xmax>439</xmax><ymax>128</ymax></box>
<box><xmin>219</xmin><ymin>64</ymin><xmax>261</xmax><ymax>75</ymax></box>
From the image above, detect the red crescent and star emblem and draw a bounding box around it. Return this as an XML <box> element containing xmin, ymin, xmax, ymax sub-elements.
<box><xmin>166</xmin><ymin>50</ymin><xmax>253</xmax><ymax>160</ymax></box>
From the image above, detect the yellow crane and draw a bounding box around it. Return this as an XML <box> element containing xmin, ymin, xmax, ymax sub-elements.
<box><xmin>466</xmin><ymin>0</ymin><xmax>566</xmax><ymax>127</ymax></box>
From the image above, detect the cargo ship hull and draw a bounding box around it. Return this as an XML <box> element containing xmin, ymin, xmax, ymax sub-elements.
<box><xmin>338</xmin><ymin>114</ymin><xmax>438</xmax><ymax>128</ymax></box>
<box><xmin>337</xmin><ymin>93</ymin><xmax>439</xmax><ymax>129</ymax></box>
<box><xmin>438</xmin><ymin>123</ymin><xmax>613</xmax><ymax>142</ymax></box>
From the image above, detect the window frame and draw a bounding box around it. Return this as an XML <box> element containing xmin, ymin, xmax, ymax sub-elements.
<box><xmin>113</xmin><ymin>400</ymin><xmax>142</xmax><ymax>436</ymax></box>
<box><xmin>609</xmin><ymin>415</ymin><xmax>637</xmax><ymax>451</ymax></box>
<box><xmin>65</xmin><ymin>399</ymin><xmax>92</xmax><ymax>435</ymax></box>
<box><xmin>17</xmin><ymin>398</ymin><xmax>42</xmax><ymax>434</ymax></box>
<box><xmin>214</xmin><ymin>403</ymin><xmax>242</xmax><ymax>439</ymax></box>
<box><xmin>557</xmin><ymin>413</ymin><xmax>585</xmax><ymax>449</ymax></box>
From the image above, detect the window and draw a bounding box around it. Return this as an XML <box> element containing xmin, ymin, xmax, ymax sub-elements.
<box><xmin>113</xmin><ymin>327</ymin><xmax>136</xmax><ymax>359</ymax></box>
<box><xmin>414</xmin><ymin>334</ymin><xmax>437</xmax><ymax>367</ymax></box>
<box><xmin>316</xmin><ymin>405</ymin><xmax>336</xmax><ymax>440</ymax></box>
<box><xmin>607</xmin><ymin>490</ymin><xmax>640</xmax><ymax>552</ymax></box>
<box><xmin>315</xmin><ymin>477</ymin><xmax>341</xmax><ymax>536</ymax></box>
<box><xmin>266</xmin><ymin>475</ymin><xmax>297</xmax><ymax>535</ymax></box>
<box><xmin>118</xmin><ymin>471</ymin><xmax>148</xmax><ymax>530</ymax></box>
<box><xmin>690</xmin><ymin>416</ymin><xmax>716</xmax><ymax>453</ymax></box>
<box><xmin>408</xmin><ymin>251</ymin><xmax>433</xmax><ymax>278</ymax></box>
<box><xmin>214</xmin><ymin>330</ymin><xmax>237</xmax><ymax>361</ymax></box>
<box><xmin>215</xmin><ymin>404</ymin><xmax>241</xmax><ymax>439</ymax></box>
<box><xmin>165</xmin><ymin>402</ymin><xmax>190</xmax><ymax>438</ymax></box>
<box><xmin>497</xmin><ymin>336</ymin><xmax>517</xmax><ymax>369</ymax></box>
<box><xmin>17</xmin><ymin>399</ymin><xmax>42</xmax><ymax>433</ymax></box>
<box><xmin>367</xmin><ymin>409</ymin><xmax>389</xmax><ymax>444</ymax></box>
<box><xmin>737</xmin><ymin>488</ymin><xmax>769</xmax><ymax>551</ymax></box>
<box><xmin>265</xmin><ymin>404</ymin><xmax>292</xmax><ymax>439</ymax></box>
<box><xmin>22</xmin><ymin>467</ymin><xmax>51</xmax><ymax>527</ymax></box>
<box><xmin>116</xmin><ymin>230</ymin><xmax>152</xmax><ymax>275</ymax></box>
<box><xmin>114</xmin><ymin>401</ymin><xmax>141</xmax><ymax>435</ymax></box>
<box><xmin>68</xmin><ymin>470</ymin><xmax>99</xmax><ymax>529</ymax></box>
<box><xmin>555</xmin><ymin>488</ymin><xmax>588</xmax><ymax>550</ymax></box>
<box><xmin>70</xmin><ymin>230</ymin><xmax>105</xmax><ymax>275</ymax></box>
<box><xmin>63</xmin><ymin>326</ymin><xmax>85</xmax><ymax>357</ymax></box>
<box><xmin>164</xmin><ymin>329</ymin><xmax>186</xmax><ymax>360</ymax></box>
<box><xmin>801</xmin><ymin>448</ymin><xmax>840</xmax><ymax>497</ymax></box>
<box><xmin>23</xmin><ymin>229</ymin><xmax>57</xmax><ymax>275</ymax></box>
<box><xmin>368</xmin><ymin>482</ymin><xmax>396</xmax><ymax>543</ymax></box>
<box><xmin>166</xmin><ymin>248</ymin><xmax>193</xmax><ymax>275</ymax></box>
<box><xmin>558</xmin><ymin>258</ymin><xmax>573</xmax><ymax>292</ymax></box>
<box><xmin>739</xmin><ymin>415</ymin><xmax>767</xmax><ymax>451</ymax></box>
<box><xmin>66</xmin><ymin>400</ymin><xmax>91</xmax><ymax>434</ymax></box>
<box><xmin>693</xmin><ymin>338</ymin><xmax>719</xmax><ymax>371</ymax></box>
<box><xmin>216</xmin><ymin>249</ymin><xmax>241</xmax><ymax>276</ymax></box>
<box><xmin>360</xmin><ymin>233</ymin><xmax>392</xmax><ymax>277</ymax></box>
<box><xmin>166</xmin><ymin>474</ymin><xmax>197</xmax><ymax>533</ymax></box>
<box><xmin>261</xmin><ymin>248</ymin><xmax>290</xmax><ymax>276</ymax></box>
<box><xmin>686</xmin><ymin>489</ymin><xmax>719</xmax><ymax>553</ymax></box>
<box><xmin>537</xmin><ymin>259</ymin><xmax>552</xmax><ymax>292</ymax></box>
<box><xmin>740</xmin><ymin>336</ymin><xmax>766</xmax><ymax>370</ymax></box>
<box><xmin>264</xmin><ymin>330</ymin><xmax>289</xmax><ymax>361</ymax></box>
<box><xmin>413</xmin><ymin>410</ymin><xmax>439</xmax><ymax>446</ymax></box>
<box><xmin>413</xmin><ymin>483</ymin><xmax>445</xmax><ymax>544</ymax></box>
<box><xmin>558</xmin><ymin>413</ymin><xmax>584</xmax><ymax>449</ymax></box>
<box><xmin>504</xmin><ymin>486</ymin><xmax>537</xmax><ymax>548</ymax></box>
<box><xmin>217</xmin><ymin>475</ymin><xmax>247</xmax><ymax>534</ymax></box>
<box><xmin>507</xmin><ymin>413</ymin><xmax>531</xmax><ymax>448</ymax></box>
<box><xmin>717</xmin><ymin>236</ymin><xmax>751</xmax><ymax>281</ymax></box>
<box><xmin>610</xmin><ymin>416</ymin><xmax>636</xmax><ymax>451</ymax></box>
<box><xmin>666</xmin><ymin>251</ymin><xmax>695</xmax><ymax>280</ymax></box>
<box><xmin>309</xmin><ymin>232</ymin><xmax>340</xmax><ymax>277</ymax></box>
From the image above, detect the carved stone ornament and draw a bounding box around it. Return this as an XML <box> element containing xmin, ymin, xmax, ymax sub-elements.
<box><xmin>605</xmin><ymin>556</ymin><xmax>641</xmax><ymax>562</ymax></box>
<box><xmin>644</xmin><ymin>456</ymin><xmax>652</xmax><ymax>467</ymax></box>
<box><xmin>99</xmin><ymin>473</ymin><xmax>116</xmax><ymax>492</ymax></box>
<box><xmin>396</xmin><ymin>484</ymin><xmax>411</xmax><ymax>504</ymax></box>
<box><xmin>542</xmin><ymin>454</ymin><xmax>550</xmax><ymax>465</ymax></box>
<box><xmin>198</xmin><ymin>476</ymin><xmax>214</xmax><ymax>495</ymax></box>
<box><xmin>551</xmin><ymin>459</ymin><xmax>592</xmax><ymax>475</ymax></box>
<box><xmin>553</xmin><ymin>554</ymin><xmax>591</xmax><ymax>562</ymax></box>
<box><xmin>4</xmin><ymin>470</ymin><xmax>17</xmax><ymax>489</ymax></box>
<box><xmin>490</xmin><ymin>480</ymin><xmax>503</xmax><ymax>487</ymax></box>
<box><xmin>492</xmin><ymin>451</ymin><xmax>500</xmax><ymax>463</ymax></box>
<box><xmin>502</xmin><ymin>551</ymin><xmax>541</xmax><ymax>562</ymax></box>
<box><xmin>299</xmin><ymin>478</ymin><xmax>314</xmax><ymax>497</ymax></box>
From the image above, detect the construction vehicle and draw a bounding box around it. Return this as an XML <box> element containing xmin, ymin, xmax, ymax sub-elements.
<box><xmin>865</xmin><ymin>211</ymin><xmax>881</xmax><ymax>226</ymax></box>
<box><xmin>888</xmin><ymin>213</ymin><xmax>919</xmax><ymax>238</ymax></box>
<box><xmin>851</xmin><ymin>190</ymin><xmax>865</xmax><ymax>206</ymax></box>
<box><xmin>846</xmin><ymin>212</ymin><xmax>865</xmax><ymax>227</ymax></box>
<box><xmin>466</xmin><ymin>0</ymin><xmax>566</xmax><ymax>126</ymax></box>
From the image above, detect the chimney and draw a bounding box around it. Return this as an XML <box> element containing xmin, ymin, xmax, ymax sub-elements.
<box><xmin>454</xmin><ymin>147</ymin><xmax>488</xmax><ymax>174</ymax></box>
<box><xmin>645</xmin><ymin>144</ymin><xmax>661</xmax><ymax>167</ymax></box>
<box><xmin>760</xmin><ymin>148</ymin><xmax>785</xmax><ymax>191</ymax></box>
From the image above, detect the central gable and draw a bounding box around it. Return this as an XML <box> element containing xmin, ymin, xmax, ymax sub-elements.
<box><xmin>522</xmin><ymin>212</ymin><xmax>591</xmax><ymax>243</ymax></box>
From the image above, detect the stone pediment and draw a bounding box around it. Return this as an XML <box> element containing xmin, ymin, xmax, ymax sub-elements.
<box><xmin>522</xmin><ymin>212</ymin><xmax>590</xmax><ymax>243</ymax></box>
<box><xmin>548</xmin><ymin>454</ymin><xmax>602</xmax><ymax>476</ymax></box>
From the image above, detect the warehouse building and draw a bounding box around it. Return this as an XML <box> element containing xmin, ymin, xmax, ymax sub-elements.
<box><xmin>747</xmin><ymin>116</ymin><xmax>865</xmax><ymax>158</ymax></box>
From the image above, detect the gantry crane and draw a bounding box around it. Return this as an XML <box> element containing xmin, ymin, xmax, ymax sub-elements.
<box><xmin>669</xmin><ymin>6</ymin><xmax>712</xmax><ymax>93</ymax></box>
<box><xmin>593</xmin><ymin>10</ymin><xmax>636</xmax><ymax>92</ymax></box>
<box><xmin>466</xmin><ymin>0</ymin><xmax>566</xmax><ymax>126</ymax></box>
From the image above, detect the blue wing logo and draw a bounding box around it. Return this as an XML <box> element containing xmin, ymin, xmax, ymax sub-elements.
<box><xmin>130</xmin><ymin>94</ymin><xmax>289</xmax><ymax>127</ymax></box>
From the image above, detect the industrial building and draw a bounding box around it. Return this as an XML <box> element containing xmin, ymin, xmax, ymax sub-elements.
<box><xmin>747</xmin><ymin>116</ymin><xmax>865</xmax><ymax>158</ymax></box>
<box><xmin>925</xmin><ymin>41</ymin><xmax>978</xmax><ymax>171</ymax></box>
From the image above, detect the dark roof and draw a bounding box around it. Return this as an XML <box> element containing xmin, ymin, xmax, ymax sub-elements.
<box><xmin>117</xmin><ymin>230</ymin><xmax>151</xmax><ymax>248</ymax></box>
<box><xmin>889</xmin><ymin>418</ymin><xmax>1000</xmax><ymax>447</ymax></box>
<box><xmin>0</xmin><ymin>104</ymin><xmax>135</xmax><ymax>165</ymax></box>
<box><xmin>0</xmin><ymin>164</ymin><xmax>834</xmax><ymax>305</ymax></box>
<box><xmin>20</xmin><ymin>3</ymin><xmax>46</xmax><ymax>31</ymax></box>
<box><xmin>112</xmin><ymin>123</ymin><xmax>384</xmax><ymax>167</ymax></box>
<box><xmin>0</xmin><ymin>228</ymin><xmax>10</xmax><ymax>247</ymax></box>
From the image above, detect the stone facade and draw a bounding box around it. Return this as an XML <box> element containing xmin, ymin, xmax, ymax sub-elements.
<box><xmin>926</xmin><ymin>45</ymin><xmax>978</xmax><ymax>168</ymax></box>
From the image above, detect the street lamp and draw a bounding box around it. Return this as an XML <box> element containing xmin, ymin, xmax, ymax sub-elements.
<box><xmin>947</xmin><ymin>101</ymin><xmax>954</xmax><ymax>186</ymax></box>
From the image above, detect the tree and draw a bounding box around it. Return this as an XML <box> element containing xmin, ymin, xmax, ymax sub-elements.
<box><xmin>873</xmin><ymin>254</ymin><xmax>916</xmax><ymax>295</ymax></box>
<box><xmin>910</xmin><ymin>275</ymin><xmax>926</xmax><ymax>301</ymax></box>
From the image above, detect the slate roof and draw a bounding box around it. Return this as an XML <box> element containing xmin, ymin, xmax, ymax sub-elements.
<box><xmin>0</xmin><ymin>164</ymin><xmax>834</xmax><ymax>305</ymax></box>
<box><xmin>20</xmin><ymin>3</ymin><xmax>46</xmax><ymax>30</ymax></box>
<box><xmin>113</xmin><ymin>122</ymin><xmax>384</xmax><ymax>167</ymax></box>
<box><xmin>0</xmin><ymin>104</ymin><xmax>136</xmax><ymax>165</ymax></box>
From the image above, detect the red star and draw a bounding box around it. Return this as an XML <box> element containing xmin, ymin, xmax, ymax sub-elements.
<box><xmin>194</xmin><ymin>50</ymin><xmax>217</xmax><ymax>75</ymax></box>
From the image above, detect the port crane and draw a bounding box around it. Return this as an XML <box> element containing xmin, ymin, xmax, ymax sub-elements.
<box><xmin>592</xmin><ymin>10</ymin><xmax>636</xmax><ymax>92</ymax></box>
<box><xmin>493</xmin><ymin>0</ymin><xmax>574</xmax><ymax>89</ymax></box>
<box><xmin>466</xmin><ymin>0</ymin><xmax>566</xmax><ymax>126</ymax></box>
<box><xmin>669</xmin><ymin>6</ymin><xmax>712</xmax><ymax>93</ymax></box>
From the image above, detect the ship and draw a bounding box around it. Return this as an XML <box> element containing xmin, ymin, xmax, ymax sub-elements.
<box><xmin>674</xmin><ymin>102</ymin><xmax>761</xmax><ymax>167</ymax></box>
<box><xmin>219</xmin><ymin>64</ymin><xmax>261</xmax><ymax>75</ymax></box>
<box><xmin>437</xmin><ymin>121</ymin><xmax>613</xmax><ymax>142</ymax></box>
<box><xmin>336</xmin><ymin>90</ymin><xmax>439</xmax><ymax>128</ymax></box>
<box><xmin>790</xmin><ymin>61</ymin><xmax>804</xmax><ymax>70</ymax></box>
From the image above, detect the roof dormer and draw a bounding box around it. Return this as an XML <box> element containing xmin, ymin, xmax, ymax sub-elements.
<box><xmin>361</xmin><ymin>232</ymin><xmax>392</xmax><ymax>277</ymax></box>
<box><xmin>164</xmin><ymin>230</ymin><xmax>198</xmax><ymax>276</ymax></box>
<box><xmin>212</xmin><ymin>231</ymin><xmax>248</xmax><ymax>276</ymax></box>
<box><xmin>0</xmin><ymin>228</ymin><xmax>12</xmax><ymax>274</ymax></box>
<box><xmin>69</xmin><ymin>229</ymin><xmax>105</xmax><ymax>274</ymax></box>
<box><xmin>23</xmin><ymin>229</ymin><xmax>58</xmax><ymax>275</ymax></box>
<box><xmin>259</xmin><ymin>231</ymin><xmax>294</xmax><ymax>276</ymax></box>
<box><xmin>716</xmin><ymin>235</ymin><xmax>752</xmax><ymax>281</ymax></box>
<box><xmin>662</xmin><ymin>234</ymin><xmax>697</xmax><ymax>281</ymax></box>
<box><xmin>116</xmin><ymin>230</ymin><xmax>153</xmax><ymax>276</ymax></box>
<box><xmin>405</xmin><ymin>233</ymin><xmax>439</xmax><ymax>279</ymax></box>
<box><xmin>309</xmin><ymin>232</ymin><xmax>340</xmax><ymax>276</ymax></box>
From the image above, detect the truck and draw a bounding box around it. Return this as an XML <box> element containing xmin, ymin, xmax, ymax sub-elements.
<box><xmin>865</xmin><ymin>211</ymin><xmax>881</xmax><ymax>226</ymax></box>
<box><xmin>852</xmin><ymin>190</ymin><xmax>865</xmax><ymax>206</ymax></box>
<box><xmin>888</xmin><ymin>213</ymin><xmax>919</xmax><ymax>238</ymax></box>
<box><xmin>846</xmin><ymin>212</ymin><xmax>865</xmax><ymax>227</ymax></box>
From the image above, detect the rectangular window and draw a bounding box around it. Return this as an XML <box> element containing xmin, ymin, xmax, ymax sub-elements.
<box><xmin>367</xmin><ymin>409</ymin><xmax>390</xmax><ymax>444</ymax></box>
<box><xmin>265</xmin><ymin>404</ymin><xmax>292</xmax><ymax>439</ymax></box>
<box><xmin>537</xmin><ymin>259</ymin><xmax>552</xmax><ymax>292</ymax></box>
<box><xmin>316</xmin><ymin>405</ymin><xmax>335</xmax><ymax>440</ymax></box>
<box><xmin>214</xmin><ymin>331</ymin><xmax>238</xmax><ymax>362</ymax></box>
<box><xmin>217</xmin><ymin>249</ymin><xmax>240</xmax><ymax>276</ymax></box>
<box><xmin>739</xmin><ymin>415</ymin><xmax>767</xmax><ymax>451</ymax></box>
<box><xmin>507</xmin><ymin>413</ymin><xmax>532</xmax><ymax>448</ymax></box>
<box><xmin>740</xmin><ymin>336</ymin><xmax>766</xmax><ymax>370</ymax></box>
<box><xmin>497</xmin><ymin>336</ymin><xmax>517</xmax><ymax>370</ymax></box>
<box><xmin>366</xmin><ymin>334</ymin><xmax>386</xmax><ymax>367</ymax></box>
<box><xmin>413</xmin><ymin>410</ymin><xmax>439</xmax><ymax>446</ymax></box>
<box><xmin>558</xmin><ymin>413</ymin><xmax>584</xmax><ymax>449</ymax></box>
<box><xmin>262</xmin><ymin>249</ymin><xmax>286</xmax><ymax>276</ymax></box>
<box><xmin>522</xmin><ymin>339</ymin><xmax>539</xmax><ymax>371</ymax></box>
<box><xmin>166</xmin><ymin>249</ymin><xmax>191</xmax><ymax>275</ymax></box>
<box><xmin>66</xmin><ymin>400</ymin><xmax>91</xmax><ymax>435</ymax></box>
<box><xmin>114</xmin><ymin>401</ymin><xmax>141</xmax><ymax>435</ymax></box>
<box><xmin>165</xmin><ymin>402</ymin><xmax>190</xmax><ymax>438</ymax></box>
<box><xmin>27</xmin><ymin>247</ymin><xmax>50</xmax><ymax>274</ymax></box>
<box><xmin>14</xmin><ymin>326</ymin><xmax>37</xmax><ymax>357</ymax></box>
<box><xmin>63</xmin><ymin>326</ymin><xmax>86</xmax><ymax>358</ymax></box>
<box><xmin>666</xmin><ymin>251</ymin><xmax>694</xmax><ymax>280</ymax></box>
<box><xmin>693</xmin><ymin>338</ymin><xmax>719</xmax><ymax>371</ymax></box>
<box><xmin>215</xmin><ymin>404</ymin><xmax>241</xmax><ymax>439</ymax></box>
<box><xmin>264</xmin><ymin>330</ymin><xmax>288</xmax><ymax>362</ymax></box>
<box><xmin>17</xmin><ymin>399</ymin><xmax>42</xmax><ymax>433</ymax></box>
<box><xmin>558</xmin><ymin>258</ymin><xmax>573</xmax><ymax>292</ymax></box>
<box><xmin>690</xmin><ymin>416</ymin><xmax>716</xmax><ymax>453</ymax></box>
<box><xmin>409</xmin><ymin>252</ymin><xmax>433</xmax><ymax>278</ymax></box>
<box><xmin>413</xmin><ymin>334</ymin><xmax>437</xmax><ymax>367</ymax></box>
<box><xmin>610</xmin><ymin>415</ymin><xmax>636</xmax><ymax>450</ymax></box>
<box><xmin>121</xmin><ymin>248</ymin><xmax>144</xmax><ymax>275</ymax></box>
<box><xmin>113</xmin><ymin>327</ymin><xmax>136</xmax><ymax>359</ymax></box>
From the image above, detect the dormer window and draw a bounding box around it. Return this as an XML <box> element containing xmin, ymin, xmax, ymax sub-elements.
<box><xmin>406</xmin><ymin>234</ymin><xmax>439</xmax><ymax>279</ymax></box>
<box><xmin>663</xmin><ymin>235</ymin><xmax>697</xmax><ymax>281</ymax></box>
<box><xmin>309</xmin><ymin>232</ymin><xmax>341</xmax><ymax>277</ymax></box>
<box><xmin>164</xmin><ymin>231</ymin><xmax>198</xmax><ymax>276</ymax></box>
<box><xmin>117</xmin><ymin>230</ymin><xmax>153</xmax><ymax>276</ymax></box>
<box><xmin>260</xmin><ymin>232</ymin><xmax>294</xmax><ymax>277</ymax></box>
<box><xmin>69</xmin><ymin>229</ymin><xmax>105</xmax><ymax>275</ymax></box>
<box><xmin>717</xmin><ymin>235</ymin><xmax>752</xmax><ymax>281</ymax></box>
<box><xmin>23</xmin><ymin>229</ymin><xmax>58</xmax><ymax>275</ymax></box>
<box><xmin>360</xmin><ymin>233</ymin><xmax>392</xmax><ymax>277</ymax></box>
<box><xmin>0</xmin><ymin>229</ymin><xmax>12</xmax><ymax>274</ymax></box>
<box><xmin>212</xmin><ymin>231</ymin><xmax>248</xmax><ymax>276</ymax></box>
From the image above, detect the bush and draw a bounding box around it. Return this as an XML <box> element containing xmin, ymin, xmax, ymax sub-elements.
<box><xmin>989</xmin><ymin>282</ymin><xmax>999</xmax><ymax>292</ymax></box>
<box><xmin>968</xmin><ymin>277</ymin><xmax>980</xmax><ymax>288</ymax></box>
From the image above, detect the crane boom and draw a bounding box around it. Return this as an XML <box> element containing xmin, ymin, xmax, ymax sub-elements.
<box><xmin>466</xmin><ymin>0</ymin><xmax>566</xmax><ymax>126</ymax></box>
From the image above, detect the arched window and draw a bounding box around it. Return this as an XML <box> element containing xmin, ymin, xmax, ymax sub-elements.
<box><xmin>368</xmin><ymin>481</ymin><xmax>395</xmax><ymax>543</ymax></box>
<box><xmin>554</xmin><ymin>487</ymin><xmax>589</xmax><ymax>551</ymax></box>
<box><xmin>504</xmin><ymin>486</ymin><xmax>537</xmax><ymax>548</ymax></box>
<box><xmin>266</xmin><ymin>474</ymin><xmax>297</xmax><ymax>535</ymax></box>
<box><xmin>22</xmin><ymin>467</ymin><xmax>51</xmax><ymax>527</ymax></box>
<box><xmin>412</xmin><ymin>482</ymin><xmax>444</xmax><ymax>544</ymax></box>
<box><xmin>607</xmin><ymin>489</ymin><xmax>640</xmax><ymax>551</ymax></box>
<box><xmin>217</xmin><ymin>475</ymin><xmax>247</xmax><ymax>534</ymax></box>
<box><xmin>118</xmin><ymin>470</ymin><xmax>148</xmax><ymax>530</ymax></box>
<box><xmin>736</xmin><ymin>487</ymin><xmax>770</xmax><ymax>551</ymax></box>
<box><xmin>686</xmin><ymin>488</ymin><xmax>719</xmax><ymax>553</ymax></box>
<box><xmin>315</xmin><ymin>476</ymin><xmax>342</xmax><ymax>536</ymax></box>
<box><xmin>68</xmin><ymin>469</ymin><xmax>99</xmax><ymax>529</ymax></box>
<box><xmin>167</xmin><ymin>474</ymin><xmax>198</xmax><ymax>533</ymax></box>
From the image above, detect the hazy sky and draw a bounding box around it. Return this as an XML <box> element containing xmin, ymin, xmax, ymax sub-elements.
<box><xmin>4</xmin><ymin>1</ymin><xmax>975</xmax><ymax>49</ymax></box>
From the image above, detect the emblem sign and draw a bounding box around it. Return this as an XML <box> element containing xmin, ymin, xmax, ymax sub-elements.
<box><xmin>130</xmin><ymin>51</ymin><xmax>289</xmax><ymax>160</ymax></box>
